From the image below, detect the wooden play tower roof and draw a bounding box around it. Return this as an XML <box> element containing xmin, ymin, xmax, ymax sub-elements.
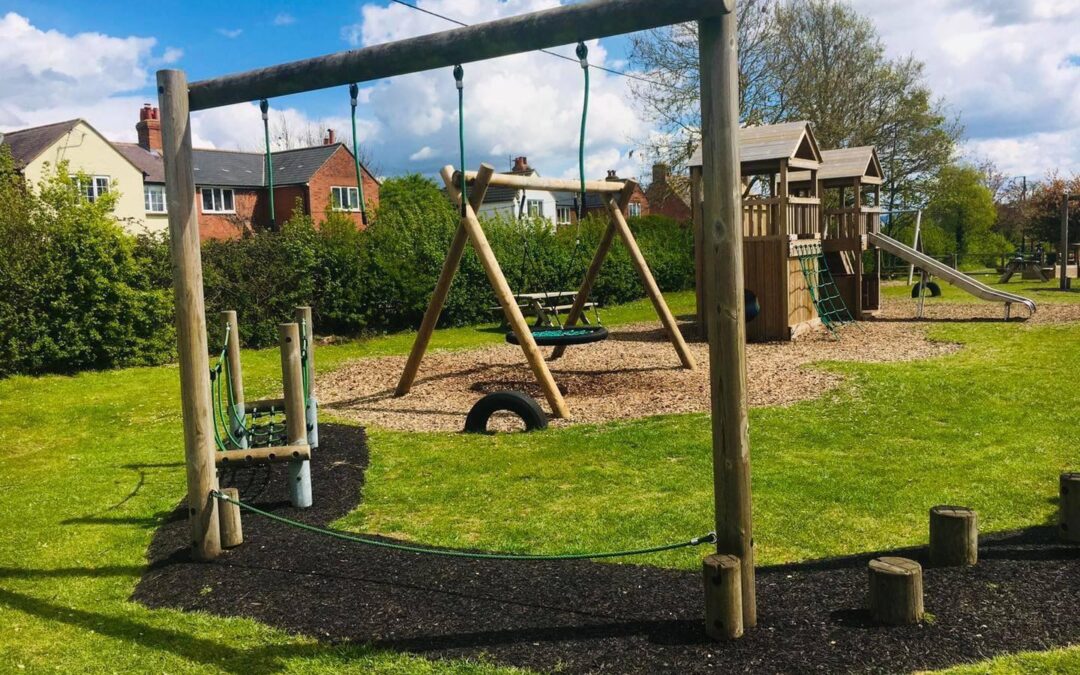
<box><xmin>791</xmin><ymin>146</ymin><xmax>883</xmax><ymax>188</ymax></box>
<box><xmin>688</xmin><ymin>121</ymin><xmax>822</xmax><ymax>174</ymax></box>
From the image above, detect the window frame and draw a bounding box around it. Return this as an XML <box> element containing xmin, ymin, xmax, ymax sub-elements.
<box><xmin>73</xmin><ymin>174</ymin><xmax>110</xmax><ymax>203</ymax></box>
<box><xmin>556</xmin><ymin>206</ymin><xmax>572</xmax><ymax>226</ymax></box>
<box><xmin>144</xmin><ymin>184</ymin><xmax>167</xmax><ymax>214</ymax></box>
<box><xmin>628</xmin><ymin>201</ymin><xmax>642</xmax><ymax>217</ymax></box>
<box><xmin>201</xmin><ymin>187</ymin><xmax>236</xmax><ymax>214</ymax></box>
<box><xmin>330</xmin><ymin>185</ymin><xmax>361</xmax><ymax>212</ymax></box>
<box><xmin>526</xmin><ymin>199</ymin><xmax>544</xmax><ymax>218</ymax></box>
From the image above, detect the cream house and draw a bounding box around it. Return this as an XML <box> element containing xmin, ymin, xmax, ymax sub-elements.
<box><xmin>0</xmin><ymin>118</ymin><xmax>160</xmax><ymax>233</ymax></box>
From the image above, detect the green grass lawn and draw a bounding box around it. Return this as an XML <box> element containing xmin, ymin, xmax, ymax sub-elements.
<box><xmin>3</xmin><ymin>288</ymin><xmax>1080</xmax><ymax>673</ymax></box>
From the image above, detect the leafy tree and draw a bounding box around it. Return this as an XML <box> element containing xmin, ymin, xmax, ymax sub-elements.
<box><xmin>628</xmin><ymin>0</ymin><xmax>959</xmax><ymax>210</ymax></box>
<box><xmin>1026</xmin><ymin>173</ymin><xmax>1080</xmax><ymax>248</ymax></box>
<box><xmin>924</xmin><ymin>164</ymin><xmax>1007</xmax><ymax>256</ymax></box>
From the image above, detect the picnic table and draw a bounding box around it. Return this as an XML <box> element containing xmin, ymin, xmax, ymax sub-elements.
<box><xmin>508</xmin><ymin>291</ymin><xmax>596</xmax><ymax>327</ymax></box>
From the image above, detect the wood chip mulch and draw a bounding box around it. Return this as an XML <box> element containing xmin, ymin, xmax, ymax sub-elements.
<box><xmin>320</xmin><ymin>300</ymin><xmax>972</xmax><ymax>433</ymax></box>
<box><xmin>134</xmin><ymin>425</ymin><xmax>1080</xmax><ymax>674</ymax></box>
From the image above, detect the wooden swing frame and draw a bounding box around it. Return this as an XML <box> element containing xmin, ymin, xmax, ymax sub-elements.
<box><xmin>393</xmin><ymin>165</ymin><xmax>696</xmax><ymax>418</ymax></box>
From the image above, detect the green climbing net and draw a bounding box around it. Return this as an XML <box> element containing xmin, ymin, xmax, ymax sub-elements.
<box><xmin>210</xmin><ymin>320</ymin><xmax>313</xmax><ymax>451</ymax></box>
<box><xmin>794</xmin><ymin>243</ymin><xmax>853</xmax><ymax>335</ymax></box>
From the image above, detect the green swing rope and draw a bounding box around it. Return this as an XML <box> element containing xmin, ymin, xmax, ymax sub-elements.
<box><xmin>348</xmin><ymin>83</ymin><xmax>369</xmax><ymax>225</ymax></box>
<box><xmin>576</xmin><ymin>42</ymin><xmax>589</xmax><ymax>223</ymax></box>
<box><xmin>260</xmin><ymin>99</ymin><xmax>275</xmax><ymax>228</ymax></box>
<box><xmin>213</xmin><ymin>490</ymin><xmax>715</xmax><ymax>561</ymax></box>
<box><xmin>454</xmin><ymin>64</ymin><xmax>467</xmax><ymax>216</ymax></box>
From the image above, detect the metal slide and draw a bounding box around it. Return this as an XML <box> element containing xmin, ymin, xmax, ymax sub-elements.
<box><xmin>868</xmin><ymin>232</ymin><xmax>1037</xmax><ymax>316</ymax></box>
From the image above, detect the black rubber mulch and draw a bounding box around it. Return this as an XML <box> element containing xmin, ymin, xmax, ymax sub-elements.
<box><xmin>134</xmin><ymin>424</ymin><xmax>1080</xmax><ymax>673</ymax></box>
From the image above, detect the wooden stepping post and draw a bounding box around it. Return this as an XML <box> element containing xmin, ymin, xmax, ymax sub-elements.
<box><xmin>1060</xmin><ymin>473</ymin><xmax>1080</xmax><ymax>543</ymax></box>
<box><xmin>218</xmin><ymin>487</ymin><xmax>243</xmax><ymax>548</ymax></box>
<box><xmin>929</xmin><ymin>505</ymin><xmax>978</xmax><ymax>566</ymax></box>
<box><xmin>702</xmin><ymin>554</ymin><xmax>743</xmax><ymax>639</ymax></box>
<box><xmin>868</xmin><ymin>556</ymin><xmax>924</xmax><ymax>625</ymax></box>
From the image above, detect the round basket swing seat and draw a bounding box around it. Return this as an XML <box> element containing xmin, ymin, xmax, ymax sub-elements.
<box><xmin>505</xmin><ymin>325</ymin><xmax>609</xmax><ymax>347</ymax></box>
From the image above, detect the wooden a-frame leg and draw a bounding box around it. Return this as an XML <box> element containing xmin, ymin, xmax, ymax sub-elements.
<box><xmin>395</xmin><ymin>164</ymin><xmax>495</xmax><ymax>397</ymax></box>
<box><xmin>440</xmin><ymin>166</ymin><xmax>570</xmax><ymax>418</ymax></box>
<box><xmin>605</xmin><ymin>197</ymin><xmax>697</xmax><ymax>370</ymax></box>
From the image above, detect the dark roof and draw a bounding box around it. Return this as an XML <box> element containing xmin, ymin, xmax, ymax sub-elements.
<box><xmin>114</xmin><ymin>142</ymin><xmax>367</xmax><ymax>188</ymax></box>
<box><xmin>0</xmin><ymin>119</ymin><xmax>80</xmax><ymax>167</ymax></box>
<box><xmin>114</xmin><ymin>143</ymin><xmax>165</xmax><ymax>183</ymax></box>
<box><xmin>553</xmin><ymin>191</ymin><xmax>606</xmax><ymax>209</ymax></box>
<box><xmin>481</xmin><ymin>185</ymin><xmax>520</xmax><ymax>204</ymax></box>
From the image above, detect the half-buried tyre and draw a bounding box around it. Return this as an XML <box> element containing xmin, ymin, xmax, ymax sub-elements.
<box><xmin>464</xmin><ymin>391</ymin><xmax>548</xmax><ymax>434</ymax></box>
<box><xmin>911</xmin><ymin>280</ymin><xmax>942</xmax><ymax>298</ymax></box>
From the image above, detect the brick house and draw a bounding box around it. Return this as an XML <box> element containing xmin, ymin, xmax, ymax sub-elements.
<box><xmin>644</xmin><ymin>163</ymin><xmax>692</xmax><ymax>222</ymax></box>
<box><xmin>553</xmin><ymin>170</ymin><xmax>649</xmax><ymax>226</ymax></box>
<box><xmin>117</xmin><ymin>105</ymin><xmax>380</xmax><ymax>240</ymax></box>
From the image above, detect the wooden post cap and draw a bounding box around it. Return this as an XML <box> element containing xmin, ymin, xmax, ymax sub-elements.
<box><xmin>702</xmin><ymin>553</ymin><xmax>743</xmax><ymax>640</ymax></box>
<box><xmin>929</xmin><ymin>505</ymin><xmax>978</xmax><ymax>566</ymax></box>
<box><xmin>868</xmin><ymin>556</ymin><xmax>924</xmax><ymax>625</ymax></box>
<box><xmin>1060</xmin><ymin>473</ymin><xmax>1080</xmax><ymax>543</ymax></box>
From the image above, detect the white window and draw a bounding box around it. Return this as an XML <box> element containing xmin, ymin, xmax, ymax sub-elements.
<box><xmin>201</xmin><ymin>187</ymin><xmax>235</xmax><ymax>213</ymax></box>
<box><xmin>144</xmin><ymin>185</ymin><xmax>166</xmax><ymax>213</ymax></box>
<box><xmin>331</xmin><ymin>186</ymin><xmax>360</xmax><ymax>211</ymax></box>
<box><xmin>556</xmin><ymin>206</ymin><xmax>572</xmax><ymax>225</ymax></box>
<box><xmin>526</xmin><ymin>199</ymin><xmax>544</xmax><ymax>218</ymax></box>
<box><xmin>73</xmin><ymin>175</ymin><xmax>110</xmax><ymax>203</ymax></box>
<box><xmin>628</xmin><ymin>202</ymin><xmax>642</xmax><ymax>217</ymax></box>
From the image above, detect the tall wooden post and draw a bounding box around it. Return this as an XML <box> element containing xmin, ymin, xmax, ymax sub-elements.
<box><xmin>295</xmin><ymin>305</ymin><xmax>318</xmax><ymax>449</ymax></box>
<box><xmin>281</xmin><ymin>322</ymin><xmax>312</xmax><ymax>508</ymax></box>
<box><xmin>221</xmin><ymin>310</ymin><xmax>247</xmax><ymax>449</ymax></box>
<box><xmin>699</xmin><ymin>4</ymin><xmax>756</xmax><ymax>631</ymax></box>
<box><xmin>1061</xmin><ymin>194</ymin><xmax>1070</xmax><ymax>291</ymax></box>
<box><xmin>691</xmin><ymin>164</ymin><xmax>706</xmax><ymax>333</ymax></box>
<box><xmin>158</xmin><ymin>69</ymin><xmax>221</xmax><ymax>561</ymax></box>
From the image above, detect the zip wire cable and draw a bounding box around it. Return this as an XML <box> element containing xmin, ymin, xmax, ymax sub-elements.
<box><xmin>213</xmin><ymin>490</ymin><xmax>715</xmax><ymax>561</ymax></box>
<box><xmin>384</xmin><ymin>0</ymin><xmax>670</xmax><ymax>89</ymax></box>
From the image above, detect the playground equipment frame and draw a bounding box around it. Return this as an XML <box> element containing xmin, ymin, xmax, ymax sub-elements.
<box><xmin>158</xmin><ymin>0</ymin><xmax>752</xmax><ymax>636</ymax></box>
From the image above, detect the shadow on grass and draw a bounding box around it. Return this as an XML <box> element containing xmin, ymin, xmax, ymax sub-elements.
<box><xmin>0</xmin><ymin>586</ymin><xmax>370</xmax><ymax>674</ymax></box>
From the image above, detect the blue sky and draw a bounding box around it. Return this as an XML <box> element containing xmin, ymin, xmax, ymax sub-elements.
<box><xmin>1</xmin><ymin>0</ymin><xmax>1078</xmax><ymax>180</ymax></box>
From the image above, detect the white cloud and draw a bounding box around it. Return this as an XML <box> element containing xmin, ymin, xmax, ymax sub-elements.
<box><xmin>156</xmin><ymin>47</ymin><xmax>184</xmax><ymax>65</ymax></box>
<box><xmin>851</xmin><ymin>0</ymin><xmax>1080</xmax><ymax>177</ymax></box>
<box><xmin>409</xmin><ymin>146</ymin><xmax>436</xmax><ymax>161</ymax></box>
<box><xmin>273</xmin><ymin>13</ymin><xmax>296</xmax><ymax>27</ymax></box>
<box><xmin>216</xmin><ymin>28</ymin><xmax>243</xmax><ymax>39</ymax></box>
<box><xmin>343</xmin><ymin>0</ymin><xmax>650</xmax><ymax>180</ymax></box>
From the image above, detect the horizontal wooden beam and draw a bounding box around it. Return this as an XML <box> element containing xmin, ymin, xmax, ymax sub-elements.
<box><xmin>458</xmin><ymin>171</ymin><xmax>626</xmax><ymax>195</ymax></box>
<box><xmin>186</xmin><ymin>0</ymin><xmax>731</xmax><ymax>110</ymax></box>
<box><xmin>215</xmin><ymin>445</ymin><xmax>311</xmax><ymax>467</ymax></box>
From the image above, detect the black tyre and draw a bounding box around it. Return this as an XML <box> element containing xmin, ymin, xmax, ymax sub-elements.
<box><xmin>464</xmin><ymin>391</ymin><xmax>549</xmax><ymax>434</ymax></box>
<box><xmin>911</xmin><ymin>280</ymin><xmax>942</xmax><ymax>298</ymax></box>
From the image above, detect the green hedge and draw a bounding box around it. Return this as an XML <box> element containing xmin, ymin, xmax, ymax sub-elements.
<box><xmin>0</xmin><ymin>164</ymin><xmax>695</xmax><ymax>374</ymax></box>
<box><xmin>0</xmin><ymin>148</ymin><xmax>174</xmax><ymax>377</ymax></box>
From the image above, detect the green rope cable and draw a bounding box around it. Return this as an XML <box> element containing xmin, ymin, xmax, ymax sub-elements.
<box><xmin>454</xmin><ymin>65</ymin><xmax>467</xmax><ymax>217</ymax></box>
<box><xmin>214</xmin><ymin>491</ymin><xmax>715</xmax><ymax>561</ymax></box>
<box><xmin>576</xmin><ymin>42</ymin><xmax>589</xmax><ymax>223</ymax></box>
<box><xmin>348</xmin><ymin>83</ymin><xmax>369</xmax><ymax>225</ymax></box>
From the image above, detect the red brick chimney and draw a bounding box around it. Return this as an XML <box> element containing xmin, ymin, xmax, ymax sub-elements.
<box><xmin>323</xmin><ymin>129</ymin><xmax>336</xmax><ymax>145</ymax></box>
<box><xmin>511</xmin><ymin>156</ymin><xmax>530</xmax><ymax>173</ymax></box>
<box><xmin>651</xmin><ymin>162</ymin><xmax>669</xmax><ymax>184</ymax></box>
<box><xmin>137</xmin><ymin>103</ymin><xmax>161</xmax><ymax>153</ymax></box>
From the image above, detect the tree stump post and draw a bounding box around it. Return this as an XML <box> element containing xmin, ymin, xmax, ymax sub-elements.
<box><xmin>702</xmin><ymin>554</ymin><xmax>743</xmax><ymax>639</ymax></box>
<box><xmin>219</xmin><ymin>487</ymin><xmax>243</xmax><ymax>548</ymax></box>
<box><xmin>929</xmin><ymin>505</ymin><xmax>978</xmax><ymax>566</ymax></box>
<box><xmin>1060</xmin><ymin>473</ymin><xmax>1080</xmax><ymax>543</ymax></box>
<box><xmin>868</xmin><ymin>556</ymin><xmax>924</xmax><ymax>625</ymax></box>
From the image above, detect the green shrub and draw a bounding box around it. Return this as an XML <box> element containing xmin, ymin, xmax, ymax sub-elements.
<box><xmin>0</xmin><ymin>149</ymin><xmax>174</xmax><ymax>376</ymax></box>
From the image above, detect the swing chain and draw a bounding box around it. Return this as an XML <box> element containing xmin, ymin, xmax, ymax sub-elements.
<box><xmin>454</xmin><ymin>65</ymin><xmax>467</xmax><ymax>216</ymax></box>
<box><xmin>576</xmin><ymin>42</ymin><xmax>589</xmax><ymax>224</ymax></box>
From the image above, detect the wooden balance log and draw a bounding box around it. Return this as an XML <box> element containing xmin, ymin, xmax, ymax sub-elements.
<box><xmin>868</xmin><ymin>556</ymin><xmax>924</xmax><ymax>625</ymax></box>
<box><xmin>218</xmin><ymin>487</ymin><xmax>243</xmax><ymax>548</ymax></box>
<box><xmin>702</xmin><ymin>553</ymin><xmax>743</xmax><ymax>639</ymax></box>
<box><xmin>929</xmin><ymin>505</ymin><xmax>978</xmax><ymax>566</ymax></box>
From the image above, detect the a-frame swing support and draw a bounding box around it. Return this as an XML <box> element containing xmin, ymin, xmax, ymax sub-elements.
<box><xmin>159</xmin><ymin>0</ymin><xmax>752</xmax><ymax>640</ymax></box>
<box><xmin>394</xmin><ymin>167</ymin><xmax>696</xmax><ymax>418</ymax></box>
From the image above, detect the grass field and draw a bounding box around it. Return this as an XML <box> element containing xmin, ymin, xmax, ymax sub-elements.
<box><xmin>2</xmin><ymin>285</ymin><xmax>1080</xmax><ymax>673</ymax></box>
